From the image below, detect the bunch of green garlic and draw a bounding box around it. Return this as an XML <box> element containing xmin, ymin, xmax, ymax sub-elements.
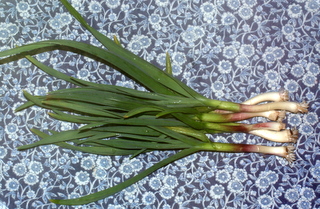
<box><xmin>0</xmin><ymin>0</ymin><xmax>308</xmax><ymax>205</ymax></box>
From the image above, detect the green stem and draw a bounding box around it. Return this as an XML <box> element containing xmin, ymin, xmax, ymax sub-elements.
<box><xmin>199</xmin><ymin>99</ymin><xmax>242</xmax><ymax>112</ymax></box>
<box><xmin>197</xmin><ymin>111</ymin><xmax>281</xmax><ymax>123</ymax></box>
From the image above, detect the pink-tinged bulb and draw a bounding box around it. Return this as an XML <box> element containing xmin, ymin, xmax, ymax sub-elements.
<box><xmin>249</xmin><ymin>122</ymin><xmax>286</xmax><ymax>131</ymax></box>
<box><xmin>249</xmin><ymin>128</ymin><xmax>298</xmax><ymax>143</ymax></box>
<box><xmin>199</xmin><ymin>142</ymin><xmax>296</xmax><ymax>163</ymax></box>
<box><xmin>238</xmin><ymin>144</ymin><xmax>296</xmax><ymax>163</ymax></box>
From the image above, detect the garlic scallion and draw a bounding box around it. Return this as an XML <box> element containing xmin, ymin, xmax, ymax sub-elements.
<box><xmin>0</xmin><ymin>0</ymin><xmax>308</xmax><ymax>205</ymax></box>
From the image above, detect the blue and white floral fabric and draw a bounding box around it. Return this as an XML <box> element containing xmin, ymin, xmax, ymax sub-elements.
<box><xmin>1</xmin><ymin>0</ymin><xmax>320</xmax><ymax>208</ymax></box>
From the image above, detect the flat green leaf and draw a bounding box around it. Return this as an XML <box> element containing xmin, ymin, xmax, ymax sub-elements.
<box><xmin>22</xmin><ymin>91</ymin><xmax>59</xmax><ymax>111</ymax></box>
<box><xmin>56</xmin><ymin>142</ymin><xmax>139</xmax><ymax>156</ymax></box>
<box><xmin>90</xmin><ymin>138</ymin><xmax>188</xmax><ymax>150</ymax></box>
<box><xmin>30</xmin><ymin>129</ymin><xmax>138</xmax><ymax>156</ymax></box>
<box><xmin>0</xmin><ymin>40</ymin><xmax>185</xmax><ymax>97</ymax></box>
<box><xmin>50</xmin><ymin>147</ymin><xmax>198</xmax><ymax>205</ymax></box>
<box><xmin>166</xmin><ymin>126</ymin><xmax>209</xmax><ymax>142</ymax></box>
<box><xmin>26</xmin><ymin>55</ymin><xmax>85</xmax><ymax>86</ymax></box>
<box><xmin>156</xmin><ymin>107</ymin><xmax>199</xmax><ymax>117</ymax></box>
<box><xmin>124</xmin><ymin>106</ymin><xmax>163</xmax><ymax>118</ymax></box>
<box><xmin>93</xmin><ymin>126</ymin><xmax>162</xmax><ymax>137</ymax></box>
<box><xmin>148</xmin><ymin>126</ymin><xmax>200</xmax><ymax>145</ymax></box>
<box><xmin>15</xmin><ymin>101</ymin><xmax>35</xmax><ymax>112</ymax></box>
<box><xmin>43</xmin><ymin>100</ymin><xmax>119</xmax><ymax>117</ymax></box>
<box><xmin>49</xmin><ymin>110</ymin><xmax>116</xmax><ymax>124</ymax></box>
<box><xmin>17</xmin><ymin>129</ymin><xmax>94</xmax><ymax>150</ymax></box>
<box><xmin>59</xmin><ymin>0</ymin><xmax>206</xmax><ymax>99</ymax></box>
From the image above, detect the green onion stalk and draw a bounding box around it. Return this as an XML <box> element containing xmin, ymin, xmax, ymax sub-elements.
<box><xmin>0</xmin><ymin>0</ymin><xmax>308</xmax><ymax>205</ymax></box>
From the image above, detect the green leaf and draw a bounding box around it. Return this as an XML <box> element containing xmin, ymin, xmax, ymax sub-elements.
<box><xmin>89</xmin><ymin>138</ymin><xmax>189</xmax><ymax>150</ymax></box>
<box><xmin>59</xmin><ymin>0</ymin><xmax>206</xmax><ymax>99</ymax></box>
<box><xmin>30</xmin><ymin>129</ymin><xmax>138</xmax><ymax>156</ymax></box>
<box><xmin>0</xmin><ymin>40</ymin><xmax>175</xmax><ymax>95</ymax></box>
<box><xmin>17</xmin><ymin>129</ymin><xmax>94</xmax><ymax>150</ymax></box>
<box><xmin>50</xmin><ymin>147</ymin><xmax>198</xmax><ymax>205</ymax></box>
<box><xmin>43</xmin><ymin>100</ymin><xmax>120</xmax><ymax>117</ymax></box>
<box><xmin>93</xmin><ymin>126</ymin><xmax>162</xmax><ymax>137</ymax></box>
<box><xmin>166</xmin><ymin>126</ymin><xmax>209</xmax><ymax>142</ymax></box>
<box><xmin>148</xmin><ymin>126</ymin><xmax>200</xmax><ymax>145</ymax></box>
<box><xmin>129</xmin><ymin>148</ymin><xmax>148</xmax><ymax>159</ymax></box>
<box><xmin>15</xmin><ymin>101</ymin><xmax>35</xmax><ymax>112</ymax></box>
<box><xmin>156</xmin><ymin>107</ymin><xmax>199</xmax><ymax>117</ymax></box>
<box><xmin>26</xmin><ymin>55</ymin><xmax>85</xmax><ymax>86</ymax></box>
<box><xmin>56</xmin><ymin>142</ymin><xmax>139</xmax><ymax>156</ymax></box>
<box><xmin>124</xmin><ymin>106</ymin><xmax>163</xmax><ymax>118</ymax></box>
<box><xmin>22</xmin><ymin>91</ymin><xmax>58</xmax><ymax>111</ymax></box>
<box><xmin>49</xmin><ymin>110</ymin><xmax>117</xmax><ymax>124</ymax></box>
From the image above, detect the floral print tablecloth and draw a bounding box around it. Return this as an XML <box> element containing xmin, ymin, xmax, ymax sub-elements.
<box><xmin>1</xmin><ymin>0</ymin><xmax>320</xmax><ymax>208</ymax></box>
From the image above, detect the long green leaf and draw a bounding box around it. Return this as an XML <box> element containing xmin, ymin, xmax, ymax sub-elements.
<box><xmin>17</xmin><ymin>129</ymin><xmax>94</xmax><ymax>150</ymax></box>
<box><xmin>30</xmin><ymin>129</ymin><xmax>139</xmax><ymax>156</ymax></box>
<box><xmin>118</xmin><ymin>133</ymin><xmax>180</xmax><ymax>144</ymax></box>
<box><xmin>59</xmin><ymin>0</ymin><xmax>204</xmax><ymax>100</ymax></box>
<box><xmin>26</xmin><ymin>55</ymin><xmax>85</xmax><ymax>86</ymax></box>
<box><xmin>166</xmin><ymin>126</ymin><xmax>209</xmax><ymax>142</ymax></box>
<box><xmin>56</xmin><ymin>142</ymin><xmax>139</xmax><ymax>156</ymax></box>
<box><xmin>93</xmin><ymin>126</ymin><xmax>162</xmax><ymax>137</ymax></box>
<box><xmin>0</xmin><ymin>40</ymin><xmax>187</xmax><ymax>97</ymax></box>
<box><xmin>49</xmin><ymin>110</ymin><xmax>119</xmax><ymax>123</ymax></box>
<box><xmin>15</xmin><ymin>101</ymin><xmax>36</xmax><ymax>112</ymax></box>
<box><xmin>42</xmin><ymin>100</ymin><xmax>119</xmax><ymax>117</ymax></box>
<box><xmin>96</xmin><ymin>116</ymin><xmax>186</xmax><ymax>127</ymax></box>
<box><xmin>22</xmin><ymin>91</ymin><xmax>59</xmax><ymax>111</ymax></box>
<box><xmin>148</xmin><ymin>126</ymin><xmax>201</xmax><ymax>145</ymax></box>
<box><xmin>89</xmin><ymin>138</ymin><xmax>189</xmax><ymax>150</ymax></box>
<box><xmin>124</xmin><ymin>106</ymin><xmax>163</xmax><ymax>118</ymax></box>
<box><xmin>50</xmin><ymin>147</ymin><xmax>198</xmax><ymax>205</ymax></box>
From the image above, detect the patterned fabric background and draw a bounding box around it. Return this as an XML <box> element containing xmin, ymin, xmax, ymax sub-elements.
<box><xmin>0</xmin><ymin>0</ymin><xmax>320</xmax><ymax>208</ymax></box>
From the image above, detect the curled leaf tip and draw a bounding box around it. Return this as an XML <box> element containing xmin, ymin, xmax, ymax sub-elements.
<box><xmin>113</xmin><ymin>35</ymin><xmax>121</xmax><ymax>46</ymax></box>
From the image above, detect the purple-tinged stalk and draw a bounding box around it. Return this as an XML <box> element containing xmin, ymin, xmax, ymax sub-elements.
<box><xmin>198</xmin><ymin>142</ymin><xmax>296</xmax><ymax>163</ymax></box>
<box><xmin>248</xmin><ymin>122</ymin><xmax>286</xmax><ymax>131</ymax></box>
<box><xmin>204</xmin><ymin>122</ymin><xmax>285</xmax><ymax>133</ymax></box>
<box><xmin>197</xmin><ymin>110</ymin><xmax>285</xmax><ymax>123</ymax></box>
<box><xmin>249</xmin><ymin>128</ymin><xmax>298</xmax><ymax>143</ymax></box>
